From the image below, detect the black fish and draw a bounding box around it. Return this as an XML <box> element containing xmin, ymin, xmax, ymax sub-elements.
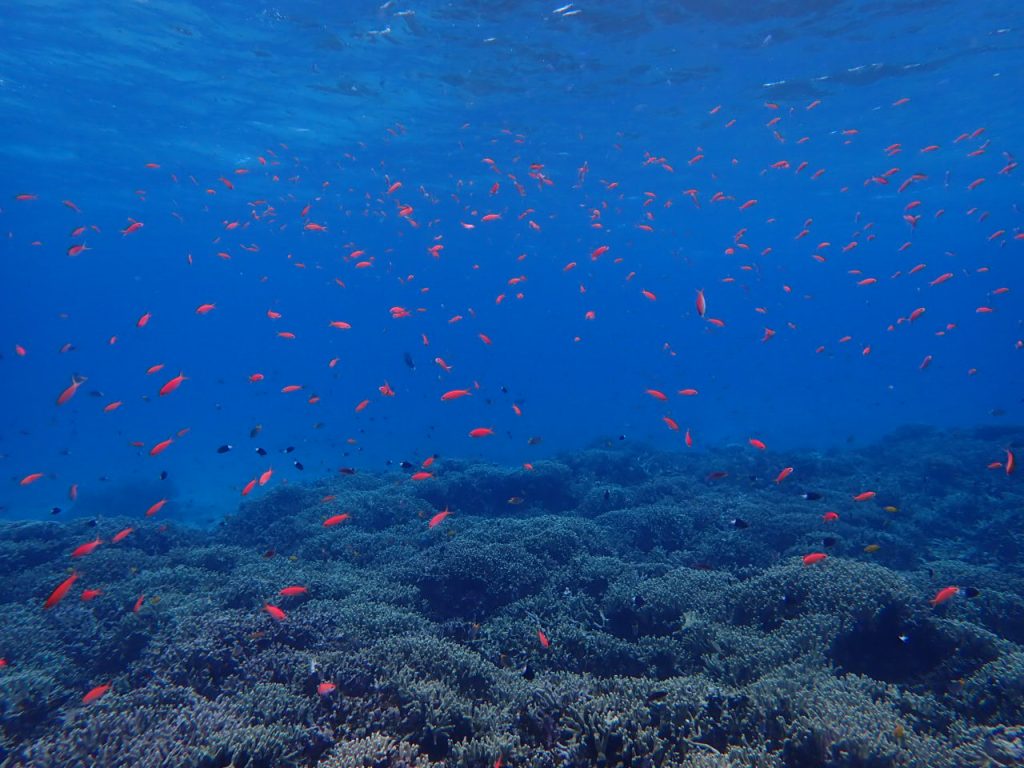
<box><xmin>802</xmin><ymin>491</ymin><xmax>823</xmax><ymax>501</ymax></box>
<box><xmin>339</xmin><ymin>467</ymin><xmax>356</xmax><ymax>475</ymax></box>
<box><xmin>217</xmin><ymin>444</ymin><xmax>233</xmax><ymax>454</ymax></box>
<box><xmin>403</xmin><ymin>351</ymin><xmax>415</xmax><ymax>369</ymax></box>
<box><xmin>633</xmin><ymin>595</ymin><xmax>646</xmax><ymax>608</ymax></box>
<box><xmin>399</xmin><ymin>461</ymin><xmax>413</xmax><ymax>469</ymax></box>
<box><xmin>822</xmin><ymin>536</ymin><xmax>837</xmax><ymax>548</ymax></box>
<box><xmin>963</xmin><ymin>587</ymin><xmax>980</xmax><ymax>599</ymax></box>
<box><xmin>731</xmin><ymin>518</ymin><xmax>750</xmax><ymax>529</ymax></box>
<box><xmin>293</xmin><ymin>461</ymin><xmax>304</xmax><ymax>471</ymax></box>
<box><xmin>255</xmin><ymin>447</ymin><xmax>267</xmax><ymax>456</ymax></box>
<box><xmin>283</xmin><ymin>446</ymin><xmax>295</xmax><ymax>454</ymax></box>
<box><xmin>159</xmin><ymin>470</ymin><xmax>168</xmax><ymax>480</ymax></box>
<box><xmin>50</xmin><ymin>507</ymin><xmax>61</xmax><ymax>515</ymax></box>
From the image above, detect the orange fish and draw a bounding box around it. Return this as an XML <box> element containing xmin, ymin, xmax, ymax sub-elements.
<box><xmin>264</xmin><ymin>604</ymin><xmax>287</xmax><ymax>621</ymax></box>
<box><xmin>774</xmin><ymin>467</ymin><xmax>794</xmax><ymax>484</ymax></box>
<box><xmin>70</xmin><ymin>539</ymin><xmax>102</xmax><ymax>558</ymax></box>
<box><xmin>149</xmin><ymin>438</ymin><xmax>173</xmax><ymax>456</ymax></box>
<box><xmin>259</xmin><ymin>468</ymin><xmax>273</xmax><ymax>486</ymax></box>
<box><xmin>82</xmin><ymin>684</ymin><xmax>111</xmax><ymax>704</ymax></box>
<box><xmin>56</xmin><ymin>375</ymin><xmax>87</xmax><ymax>406</ymax></box>
<box><xmin>111</xmin><ymin>527</ymin><xmax>133</xmax><ymax>543</ymax></box>
<box><xmin>158</xmin><ymin>372</ymin><xmax>187</xmax><ymax>397</ymax></box>
<box><xmin>146</xmin><ymin>499</ymin><xmax>168</xmax><ymax>517</ymax></box>
<box><xmin>429</xmin><ymin>507</ymin><xmax>452</xmax><ymax>528</ymax></box>
<box><xmin>44</xmin><ymin>572</ymin><xmax>79</xmax><ymax>609</ymax></box>
<box><xmin>323</xmin><ymin>514</ymin><xmax>350</xmax><ymax>527</ymax></box>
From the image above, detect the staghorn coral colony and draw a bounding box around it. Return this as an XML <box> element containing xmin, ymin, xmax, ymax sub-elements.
<box><xmin>0</xmin><ymin>425</ymin><xmax>1022</xmax><ymax>768</ymax></box>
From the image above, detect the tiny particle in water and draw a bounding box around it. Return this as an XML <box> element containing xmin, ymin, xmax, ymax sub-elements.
<box><xmin>217</xmin><ymin>444</ymin><xmax>233</xmax><ymax>454</ymax></box>
<box><xmin>802</xmin><ymin>491</ymin><xmax>823</xmax><ymax>501</ymax></box>
<box><xmin>731</xmin><ymin>518</ymin><xmax>750</xmax><ymax>529</ymax></box>
<box><xmin>255</xmin><ymin>447</ymin><xmax>267</xmax><ymax>456</ymax></box>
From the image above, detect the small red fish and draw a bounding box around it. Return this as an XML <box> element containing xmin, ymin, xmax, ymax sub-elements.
<box><xmin>264</xmin><ymin>604</ymin><xmax>287</xmax><ymax>621</ymax></box>
<box><xmin>429</xmin><ymin>507</ymin><xmax>452</xmax><ymax>529</ymax></box>
<box><xmin>56</xmin><ymin>375</ymin><xmax>87</xmax><ymax>406</ymax></box>
<box><xmin>70</xmin><ymin>539</ymin><xmax>102</xmax><ymax>558</ymax></box>
<box><xmin>695</xmin><ymin>289</ymin><xmax>706</xmax><ymax>317</ymax></box>
<box><xmin>149</xmin><ymin>438</ymin><xmax>173</xmax><ymax>456</ymax></box>
<box><xmin>802</xmin><ymin>553</ymin><xmax>828</xmax><ymax>566</ymax></box>
<box><xmin>82</xmin><ymin>684</ymin><xmax>111</xmax><ymax>704</ymax></box>
<box><xmin>930</xmin><ymin>586</ymin><xmax>959</xmax><ymax>607</ymax></box>
<box><xmin>43</xmin><ymin>572</ymin><xmax>79</xmax><ymax>609</ymax></box>
<box><xmin>279</xmin><ymin>586</ymin><xmax>308</xmax><ymax>597</ymax></box>
<box><xmin>145</xmin><ymin>498</ymin><xmax>168</xmax><ymax>517</ymax></box>
<box><xmin>1007</xmin><ymin>448</ymin><xmax>1016</xmax><ymax>476</ymax></box>
<box><xmin>158</xmin><ymin>372</ymin><xmax>187</xmax><ymax>397</ymax></box>
<box><xmin>774</xmin><ymin>467</ymin><xmax>794</xmax><ymax>484</ymax></box>
<box><xmin>81</xmin><ymin>589</ymin><xmax>103</xmax><ymax>601</ymax></box>
<box><xmin>112</xmin><ymin>528</ymin><xmax>134</xmax><ymax>544</ymax></box>
<box><xmin>19</xmin><ymin>472</ymin><xmax>44</xmax><ymax>486</ymax></box>
<box><xmin>258</xmin><ymin>468</ymin><xmax>273</xmax><ymax>486</ymax></box>
<box><xmin>133</xmin><ymin>594</ymin><xmax>145</xmax><ymax>613</ymax></box>
<box><xmin>852</xmin><ymin>491</ymin><xmax>876</xmax><ymax>502</ymax></box>
<box><xmin>822</xmin><ymin>511</ymin><xmax>840</xmax><ymax>523</ymax></box>
<box><xmin>468</xmin><ymin>427</ymin><xmax>494</xmax><ymax>438</ymax></box>
<box><xmin>537</xmin><ymin>629</ymin><xmax>551</xmax><ymax>649</ymax></box>
<box><xmin>241</xmin><ymin>478</ymin><xmax>257</xmax><ymax>496</ymax></box>
<box><xmin>411</xmin><ymin>471</ymin><xmax>433</xmax><ymax>481</ymax></box>
<box><xmin>317</xmin><ymin>681</ymin><xmax>337</xmax><ymax>696</ymax></box>
<box><xmin>323</xmin><ymin>514</ymin><xmax>350</xmax><ymax>527</ymax></box>
<box><xmin>748</xmin><ymin>438</ymin><xmax>767</xmax><ymax>451</ymax></box>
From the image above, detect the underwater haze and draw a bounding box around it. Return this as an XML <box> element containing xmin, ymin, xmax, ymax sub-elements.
<box><xmin>1</xmin><ymin>1</ymin><xmax>1023</xmax><ymax>767</ymax></box>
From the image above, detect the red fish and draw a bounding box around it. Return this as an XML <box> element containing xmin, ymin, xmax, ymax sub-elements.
<box><xmin>822</xmin><ymin>512</ymin><xmax>839</xmax><ymax>523</ymax></box>
<box><xmin>70</xmin><ymin>539</ymin><xmax>102</xmax><ymax>558</ymax></box>
<box><xmin>468</xmin><ymin>427</ymin><xmax>494</xmax><ymax>438</ymax></box>
<box><xmin>145</xmin><ymin>498</ymin><xmax>168</xmax><ymax>517</ymax></box>
<box><xmin>318</xmin><ymin>682</ymin><xmax>337</xmax><ymax>696</ymax></box>
<box><xmin>133</xmin><ymin>594</ymin><xmax>145</xmax><ymax>613</ymax></box>
<box><xmin>774</xmin><ymin>467</ymin><xmax>794</xmax><ymax>484</ymax></box>
<box><xmin>44</xmin><ymin>572</ymin><xmax>79</xmax><ymax>609</ymax></box>
<box><xmin>537</xmin><ymin>629</ymin><xmax>551</xmax><ymax>649</ymax></box>
<box><xmin>411</xmin><ymin>471</ymin><xmax>433</xmax><ymax>481</ymax></box>
<box><xmin>195</xmin><ymin>303</ymin><xmax>216</xmax><ymax>315</ymax></box>
<box><xmin>56</xmin><ymin>375</ymin><xmax>87</xmax><ymax>406</ymax></box>
<box><xmin>441</xmin><ymin>389</ymin><xmax>472</xmax><ymax>401</ymax></box>
<box><xmin>81</xmin><ymin>589</ymin><xmax>103</xmax><ymax>601</ymax></box>
<box><xmin>82</xmin><ymin>684</ymin><xmax>111</xmax><ymax>704</ymax></box>
<box><xmin>748</xmin><ymin>438</ymin><xmax>767</xmax><ymax>451</ymax></box>
<box><xmin>264</xmin><ymin>604</ymin><xmax>287</xmax><ymax>621</ymax></box>
<box><xmin>695</xmin><ymin>289</ymin><xmax>706</xmax><ymax>317</ymax></box>
<box><xmin>930</xmin><ymin>586</ymin><xmax>959</xmax><ymax>607</ymax></box>
<box><xmin>149</xmin><ymin>438</ymin><xmax>173</xmax><ymax>456</ymax></box>
<box><xmin>158</xmin><ymin>372</ymin><xmax>187</xmax><ymax>397</ymax></box>
<box><xmin>19</xmin><ymin>472</ymin><xmax>44</xmax><ymax>486</ymax></box>
<box><xmin>1007</xmin><ymin>448</ymin><xmax>1016</xmax><ymax>476</ymax></box>
<box><xmin>111</xmin><ymin>527</ymin><xmax>133</xmax><ymax>544</ymax></box>
<box><xmin>802</xmin><ymin>553</ymin><xmax>828</xmax><ymax>566</ymax></box>
<box><xmin>429</xmin><ymin>507</ymin><xmax>452</xmax><ymax>529</ymax></box>
<box><xmin>853</xmin><ymin>491</ymin><xmax>876</xmax><ymax>502</ymax></box>
<box><xmin>323</xmin><ymin>514</ymin><xmax>350</xmax><ymax>527</ymax></box>
<box><xmin>258</xmin><ymin>468</ymin><xmax>273</xmax><ymax>486</ymax></box>
<box><xmin>279</xmin><ymin>586</ymin><xmax>308</xmax><ymax>597</ymax></box>
<box><xmin>241</xmin><ymin>478</ymin><xmax>257</xmax><ymax>496</ymax></box>
<box><xmin>645</xmin><ymin>389</ymin><xmax>668</xmax><ymax>401</ymax></box>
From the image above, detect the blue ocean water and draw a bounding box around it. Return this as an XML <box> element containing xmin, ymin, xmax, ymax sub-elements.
<box><xmin>0</xmin><ymin>2</ymin><xmax>1023</xmax><ymax>767</ymax></box>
